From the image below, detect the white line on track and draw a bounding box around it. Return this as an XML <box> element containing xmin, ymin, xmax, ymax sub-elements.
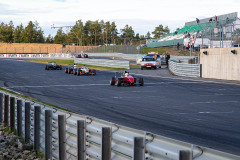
<box><xmin>7</xmin><ymin>82</ymin><xmax>196</xmax><ymax>89</ymax></box>
<box><xmin>145</xmin><ymin>81</ymin><xmax>201</xmax><ymax>85</ymax></box>
<box><xmin>190</xmin><ymin>101</ymin><xmax>239</xmax><ymax>104</ymax></box>
<box><xmin>200</xmin><ymin>94</ymin><xmax>240</xmax><ymax>96</ymax></box>
<box><xmin>169</xmin><ymin>111</ymin><xmax>234</xmax><ymax>115</ymax></box>
<box><xmin>97</xmin><ymin>96</ymin><xmax>142</xmax><ymax>100</ymax></box>
<box><xmin>6</xmin><ymin>84</ymin><xmax>109</xmax><ymax>88</ymax></box>
<box><xmin>2</xmin><ymin>87</ymin><xmax>23</xmax><ymax>95</ymax></box>
<box><xmin>132</xmin><ymin>73</ymin><xmax>240</xmax><ymax>86</ymax></box>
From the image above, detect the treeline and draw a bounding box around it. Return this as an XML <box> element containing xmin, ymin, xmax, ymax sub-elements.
<box><xmin>0</xmin><ymin>20</ymin><xmax>170</xmax><ymax>45</ymax></box>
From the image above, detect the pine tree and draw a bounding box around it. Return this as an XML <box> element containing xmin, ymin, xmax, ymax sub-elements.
<box><xmin>54</xmin><ymin>28</ymin><xmax>66</xmax><ymax>44</ymax></box>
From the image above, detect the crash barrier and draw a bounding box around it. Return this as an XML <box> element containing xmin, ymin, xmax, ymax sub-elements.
<box><xmin>75</xmin><ymin>58</ymin><xmax>130</xmax><ymax>69</ymax></box>
<box><xmin>0</xmin><ymin>90</ymin><xmax>239</xmax><ymax>160</ymax></box>
<box><xmin>200</xmin><ymin>47</ymin><xmax>240</xmax><ymax>81</ymax></box>
<box><xmin>0</xmin><ymin>53</ymin><xmax>137</xmax><ymax>60</ymax></box>
<box><xmin>0</xmin><ymin>53</ymin><xmax>74</xmax><ymax>59</ymax></box>
<box><xmin>169</xmin><ymin>60</ymin><xmax>201</xmax><ymax>77</ymax></box>
<box><xmin>87</xmin><ymin>53</ymin><xmax>138</xmax><ymax>60</ymax></box>
<box><xmin>170</xmin><ymin>56</ymin><xmax>199</xmax><ymax>64</ymax></box>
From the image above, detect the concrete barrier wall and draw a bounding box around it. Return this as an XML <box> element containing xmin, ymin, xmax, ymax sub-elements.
<box><xmin>200</xmin><ymin>48</ymin><xmax>240</xmax><ymax>81</ymax></box>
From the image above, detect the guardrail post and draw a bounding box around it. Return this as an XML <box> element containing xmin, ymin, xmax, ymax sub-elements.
<box><xmin>179</xmin><ymin>150</ymin><xmax>193</xmax><ymax>160</ymax></box>
<box><xmin>58</xmin><ymin>115</ymin><xmax>66</xmax><ymax>160</ymax></box>
<box><xmin>17</xmin><ymin>100</ymin><xmax>23</xmax><ymax>136</ymax></box>
<box><xmin>45</xmin><ymin>110</ymin><xmax>52</xmax><ymax>160</ymax></box>
<box><xmin>133</xmin><ymin>137</ymin><xmax>145</xmax><ymax>160</ymax></box>
<box><xmin>34</xmin><ymin>106</ymin><xmax>41</xmax><ymax>150</ymax></box>
<box><xmin>77</xmin><ymin>120</ymin><xmax>86</xmax><ymax>160</ymax></box>
<box><xmin>25</xmin><ymin>102</ymin><xmax>31</xmax><ymax>143</ymax></box>
<box><xmin>10</xmin><ymin>97</ymin><xmax>15</xmax><ymax>131</ymax></box>
<box><xmin>4</xmin><ymin>95</ymin><xmax>9</xmax><ymax>126</ymax></box>
<box><xmin>0</xmin><ymin>93</ymin><xmax>3</xmax><ymax>123</ymax></box>
<box><xmin>200</xmin><ymin>64</ymin><xmax>202</xmax><ymax>77</ymax></box>
<box><xmin>101</xmin><ymin>127</ymin><xmax>112</xmax><ymax>160</ymax></box>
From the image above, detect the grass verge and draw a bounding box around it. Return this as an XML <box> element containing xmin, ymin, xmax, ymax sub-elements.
<box><xmin>26</xmin><ymin>59</ymin><xmax>128</xmax><ymax>70</ymax></box>
<box><xmin>0</xmin><ymin>87</ymin><xmax>69</xmax><ymax>112</ymax></box>
<box><xmin>130</xmin><ymin>64</ymin><xmax>141</xmax><ymax>69</ymax></box>
<box><xmin>140</xmin><ymin>47</ymin><xmax>199</xmax><ymax>56</ymax></box>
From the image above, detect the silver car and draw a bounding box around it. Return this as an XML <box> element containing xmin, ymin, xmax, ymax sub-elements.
<box><xmin>141</xmin><ymin>57</ymin><xmax>161</xmax><ymax>70</ymax></box>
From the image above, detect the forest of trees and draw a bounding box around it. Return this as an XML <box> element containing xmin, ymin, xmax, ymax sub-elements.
<box><xmin>0</xmin><ymin>20</ymin><xmax>170</xmax><ymax>46</ymax></box>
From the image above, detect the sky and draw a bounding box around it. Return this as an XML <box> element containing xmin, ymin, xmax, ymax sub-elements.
<box><xmin>0</xmin><ymin>0</ymin><xmax>240</xmax><ymax>37</ymax></box>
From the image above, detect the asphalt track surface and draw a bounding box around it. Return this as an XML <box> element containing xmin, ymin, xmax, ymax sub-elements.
<box><xmin>0</xmin><ymin>59</ymin><xmax>240</xmax><ymax>156</ymax></box>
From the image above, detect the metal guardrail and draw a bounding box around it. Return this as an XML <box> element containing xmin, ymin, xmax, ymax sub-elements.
<box><xmin>74</xmin><ymin>58</ymin><xmax>130</xmax><ymax>69</ymax></box>
<box><xmin>169</xmin><ymin>60</ymin><xmax>201</xmax><ymax>78</ymax></box>
<box><xmin>170</xmin><ymin>56</ymin><xmax>198</xmax><ymax>60</ymax></box>
<box><xmin>0</xmin><ymin>90</ymin><xmax>239</xmax><ymax>160</ymax></box>
<box><xmin>87</xmin><ymin>53</ymin><xmax>138</xmax><ymax>60</ymax></box>
<box><xmin>0</xmin><ymin>53</ymin><xmax>138</xmax><ymax>61</ymax></box>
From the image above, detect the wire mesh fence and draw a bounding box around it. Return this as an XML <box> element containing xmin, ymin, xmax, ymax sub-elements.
<box><xmin>85</xmin><ymin>45</ymin><xmax>140</xmax><ymax>54</ymax></box>
<box><xmin>197</xmin><ymin>19</ymin><xmax>240</xmax><ymax>48</ymax></box>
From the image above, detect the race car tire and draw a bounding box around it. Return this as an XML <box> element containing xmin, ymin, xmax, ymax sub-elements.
<box><xmin>139</xmin><ymin>78</ymin><xmax>144</xmax><ymax>86</ymax></box>
<box><xmin>93</xmin><ymin>70</ymin><xmax>96</xmax><ymax>75</ymax></box>
<box><xmin>110</xmin><ymin>77</ymin><xmax>115</xmax><ymax>86</ymax></box>
<box><xmin>47</xmin><ymin>66</ymin><xmax>49</xmax><ymax>70</ymax></box>
<box><xmin>60</xmin><ymin>65</ymin><xmax>62</xmax><ymax>70</ymax></box>
<box><xmin>141</xmin><ymin>66</ymin><xmax>144</xmax><ymax>70</ymax></box>
<box><xmin>65</xmin><ymin>68</ymin><xmax>68</xmax><ymax>73</ymax></box>
<box><xmin>68</xmin><ymin>70</ymin><xmax>71</xmax><ymax>74</ymax></box>
<box><xmin>78</xmin><ymin>71</ymin><xmax>82</xmax><ymax>76</ymax></box>
<box><xmin>117</xmin><ymin>78</ymin><xmax>122</xmax><ymax>86</ymax></box>
<box><xmin>45</xmin><ymin>65</ymin><xmax>47</xmax><ymax>70</ymax></box>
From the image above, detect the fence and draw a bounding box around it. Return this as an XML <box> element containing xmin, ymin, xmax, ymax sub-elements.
<box><xmin>86</xmin><ymin>45</ymin><xmax>141</xmax><ymax>54</ymax></box>
<box><xmin>74</xmin><ymin>58</ymin><xmax>130</xmax><ymax>69</ymax></box>
<box><xmin>196</xmin><ymin>18</ymin><xmax>240</xmax><ymax>48</ymax></box>
<box><xmin>169</xmin><ymin>60</ymin><xmax>201</xmax><ymax>77</ymax></box>
<box><xmin>0</xmin><ymin>90</ymin><xmax>239</xmax><ymax>160</ymax></box>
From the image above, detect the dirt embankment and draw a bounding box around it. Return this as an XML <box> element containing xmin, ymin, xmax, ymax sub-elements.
<box><xmin>0</xmin><ymin>124</ymin><xmax>43</xmax><ymax>159</ymax></box>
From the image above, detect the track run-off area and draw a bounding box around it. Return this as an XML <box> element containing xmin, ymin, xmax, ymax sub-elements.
<box><xmin>0</xmin><ymin>59</ymin><xmax>240</xmax><ymax>156</ymax></box>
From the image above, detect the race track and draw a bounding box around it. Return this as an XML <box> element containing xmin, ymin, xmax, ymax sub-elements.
<box><xmin>0</xmin><ymin>59</ymin><xmax>240</xmax><ymax>155</ymax></box>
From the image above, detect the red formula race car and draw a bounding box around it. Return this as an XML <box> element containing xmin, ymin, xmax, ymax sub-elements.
<box><xmin>110</xmin><ymin>71</ymin><xmax>144</xmax><ymax>86</ymax></box>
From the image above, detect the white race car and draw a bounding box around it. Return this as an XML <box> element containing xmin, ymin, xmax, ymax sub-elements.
<box><xmin>74</xmin><ymin>66</ymin><xmax>96</xmax><ymax>76</ymax></box>
<box><xmin>141</xmin><ymin>57</ymin><xmax>161</xmax><ymax>70</ymax></box>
